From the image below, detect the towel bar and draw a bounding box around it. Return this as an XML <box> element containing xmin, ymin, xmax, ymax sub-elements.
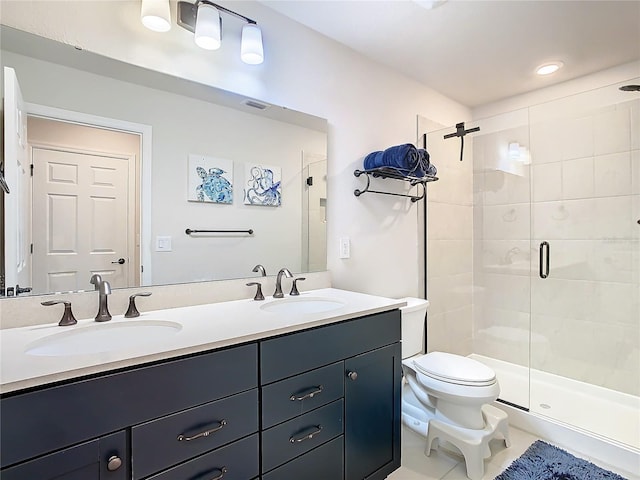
<box><xmin>185</xmin><ymin>228</ymin><xmax>254</xmax><ymax>235</ymax></box>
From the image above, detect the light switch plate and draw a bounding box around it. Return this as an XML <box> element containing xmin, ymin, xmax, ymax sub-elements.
<box><xmin>339</xmin><ymin>237</ymin><xmax>350</xmax><ymax>259</ymax></box>
<box><xmin>156</xmin><ymin>236</ymin><xmax>172</xmax><ymax>252</ymax></box>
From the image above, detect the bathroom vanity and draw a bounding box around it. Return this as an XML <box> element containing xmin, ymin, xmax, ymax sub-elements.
<box><xmin>0</xmin><ymin>289</ymin><xmax>403</xmax><ymax>480</ymax></box>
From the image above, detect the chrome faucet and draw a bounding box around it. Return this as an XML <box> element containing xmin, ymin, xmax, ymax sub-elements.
<box><xmin>252</xmin><ymin>264</ymin><xmax>267</xmax><ymax>276</ymax></box>
<box><xmin>90</xmin><ymin>274</ymin><xmax>112</xmax><ymax>322</ymax></box>
<box><xmin>273</xmin><ymin>268</ymin><xmax>293</xmax><ymax>298</ymax></box>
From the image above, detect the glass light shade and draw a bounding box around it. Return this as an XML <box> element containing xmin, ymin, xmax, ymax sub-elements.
<box><xmin>241</xmin><ymin>24</ymin><xmax>264</xmax><ymax>65</ymax></box>
<box><xmin>140</xmin><ymin>0</ymin><xmax>171</xmax><ymax>32</ymax></box>
<box><xmin>195</xmin><ymin>3</ymin><xmax>221</xmax><ymax>50</ymax></box>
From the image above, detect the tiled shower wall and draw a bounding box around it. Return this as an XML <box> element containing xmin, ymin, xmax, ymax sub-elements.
<box><xmin>472</xmin><ymin>109</ymin><xmax>532</xmax><ymax>368</ymax></box>
<box><xmin>528</xmin><ymin>90</ymin><xmax>639</xmax><ymax>396</ymax></box>
<box><xmin>421</xmin><ymin>117</ymin><xmax>474</xmax><ymax>356</ymax></box>
<box><xmin>472</xmin><ymin>82</ymin><xmax>639</xmax><ymax>396</ymax></box>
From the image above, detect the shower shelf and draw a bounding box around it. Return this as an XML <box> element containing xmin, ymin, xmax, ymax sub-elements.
<box><xmin>353</xmin><ymin>167</ymin><xmax>438</xmax><ymax>202</ymax></box>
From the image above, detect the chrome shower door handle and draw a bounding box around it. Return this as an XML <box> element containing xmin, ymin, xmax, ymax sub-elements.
<box><xmin>539</xmin><ymin>241</ymin><xmax>550</xmax><ymax>279</ymax></box>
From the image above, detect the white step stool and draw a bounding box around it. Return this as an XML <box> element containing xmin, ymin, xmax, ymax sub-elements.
<box><xmin>425</xmin><ymin>404</ymin><xmax>510</xmax><ymax>480</ymax></box>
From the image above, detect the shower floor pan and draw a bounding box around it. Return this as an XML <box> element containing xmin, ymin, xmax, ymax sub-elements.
<box><xmin>470</xmin><ymin>354</ymin><xmax>640</xmax><ymax>450</ymax></box>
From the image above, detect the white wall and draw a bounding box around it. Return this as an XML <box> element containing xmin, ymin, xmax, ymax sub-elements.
<box><xmin>0</xmin><ymin>0</ymin><xmax>469</xmax><ymax>298</ymax></box>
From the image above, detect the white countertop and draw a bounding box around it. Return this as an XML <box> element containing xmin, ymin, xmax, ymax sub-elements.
<box><xmin>0</xmin><ymin>288</ymin><xmax>404</xmax><ymax>394</ymax></box>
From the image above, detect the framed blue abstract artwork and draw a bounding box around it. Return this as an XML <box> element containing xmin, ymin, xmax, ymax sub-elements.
<box><xmin>244</xmin><ymin>164</ymin><xmax>282</xmax><ymax>206</ymax></box>
<box><xmin>188</xmin><ymin>154</ymin><xmax>233</xmax><ymax>204</ymax></box>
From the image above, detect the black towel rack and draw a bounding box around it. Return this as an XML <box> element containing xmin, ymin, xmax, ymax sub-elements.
<box><xmin>353</xmin><ymin>167</ymin><xmax>438</xmax><ymax>202</ymax></box>
<box><xmin>185</xmin><ymin>228</ymin><xmax>254</xmax><ymax>235</ymax></box>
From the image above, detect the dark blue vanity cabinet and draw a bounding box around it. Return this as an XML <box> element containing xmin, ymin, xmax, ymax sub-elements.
<box><xmin>0</xmin><ymin>344</ymin><xmax>259</xmax><ymax>480</ymax></box>
<box><xmin>260</xmin><ymin>309</ymin><xmax>402</xmax><ymax>480</ymax></box>
<box><xmin>0</xmin><ymin>309</ymin><xmax>401</xmax><ymax>480</ymax></box>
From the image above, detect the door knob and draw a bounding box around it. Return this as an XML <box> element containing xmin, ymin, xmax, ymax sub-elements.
<box><xmin>111</xmin><ymin>258</ymin><xmax>125</xmax><ymax>265</ymax></box>
<box><xmin>106</xmin><ymin>455</ymin><xmax>122</xmax><ymax>471</ymax></box>
<box><xmin>347</xmin><ymin>371</ymin><xmax>358</xmax><ymax>381</ymax></box>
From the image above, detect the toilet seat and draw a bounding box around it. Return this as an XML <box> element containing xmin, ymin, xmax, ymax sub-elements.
<box><xmin>412</xmin><ymin>352</ymin><xmax>496</xmax><ymax>387</ymax></box>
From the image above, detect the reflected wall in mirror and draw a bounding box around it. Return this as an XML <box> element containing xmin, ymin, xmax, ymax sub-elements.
<box><xmin>0</xmin><ymin>26</ymin><xmax>328</xmax><ymax>297</ymax></box>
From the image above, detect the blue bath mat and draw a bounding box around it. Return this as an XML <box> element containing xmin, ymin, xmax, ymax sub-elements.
<box><xmin>495</xmin><ymin>440</ymin><xmax>627</xmax><ymax>480</ymax></box>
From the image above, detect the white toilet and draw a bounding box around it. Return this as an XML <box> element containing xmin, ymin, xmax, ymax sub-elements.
<box><xmin>399</xmin><ymin>298</ymin><xmax>510</xmax><ymax>480</ymax></box>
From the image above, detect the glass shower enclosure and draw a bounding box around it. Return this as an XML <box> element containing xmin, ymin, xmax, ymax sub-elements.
<box><xmin>422</xmin><ymin>78</ymin><xmax>639</xmax><ymax>450</ymax></box>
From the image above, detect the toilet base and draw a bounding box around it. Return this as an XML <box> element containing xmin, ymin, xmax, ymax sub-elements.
<box><xmin>425</xmin><ymin>404</ymin><xmax>511</xmax><ymax>480</ymax></box>
<box><xmin>402</xmin><ymin>383</ymin><xmax>434</xmax><ymax>437</ymax></box>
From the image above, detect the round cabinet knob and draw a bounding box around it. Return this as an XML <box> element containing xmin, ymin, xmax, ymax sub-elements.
<box><xmin>107</xmin><ymin>455</ymin><xmax>122</xmax><ymax>472</ymax></box>
<box><xmin>347</xmin><ymin>371</ymin><xmax>358</xmax><ymax>381</ymax></box>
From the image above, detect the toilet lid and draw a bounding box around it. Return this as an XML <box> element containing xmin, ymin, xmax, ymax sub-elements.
<box><xmin>412</xmin><ymin>352</ymin><xmax>496</xmax><ymax>386</ymax></box>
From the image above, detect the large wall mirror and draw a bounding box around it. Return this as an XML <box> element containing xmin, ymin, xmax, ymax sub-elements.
<box><xmin>1</xmin><ymin>26</ymin><xmax>328</xmax><ymax>297</ymax></box>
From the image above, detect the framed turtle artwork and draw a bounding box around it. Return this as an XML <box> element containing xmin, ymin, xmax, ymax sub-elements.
<box><xmin>187</xmin><ymin>154</ymin><xmax>234</xmax><ymax>204</ymax></box>
<box><xmin>243</xmin><ymin>164</ymin><xmax>282</xmax><ymax>206</ymax></box>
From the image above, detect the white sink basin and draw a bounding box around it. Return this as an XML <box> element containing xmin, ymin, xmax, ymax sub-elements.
<box><xmin>25</xmin><ymin>320</ymin><xmax>182</xmax><ymax>357</ymax></box>
<box><xmin>260</xmin><ymin>297</ymin><xmax>346</xmax><ymax>315</ymax></box>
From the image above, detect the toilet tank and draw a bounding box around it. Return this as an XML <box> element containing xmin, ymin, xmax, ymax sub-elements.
<box><xmin>398</xmin><ymin>297</ymin><xmax>429</xmax><ymax>359</ymax></box>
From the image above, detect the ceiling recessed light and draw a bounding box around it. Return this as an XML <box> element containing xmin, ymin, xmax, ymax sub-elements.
<box><xmin>413</xmin><ymin>0</ymin><xmax>448</xmax><ymax>10</ymax></box>
<box><xmin>536</xmin><ymin>62</ymin><xmax>564</xmax><ymax>76</ymax></box>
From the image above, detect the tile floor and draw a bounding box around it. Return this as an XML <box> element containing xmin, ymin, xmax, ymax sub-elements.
<box><xmin>388</xmin><ymin>424</ymin><xmax>640</xmax><ymax>480</ymax></box>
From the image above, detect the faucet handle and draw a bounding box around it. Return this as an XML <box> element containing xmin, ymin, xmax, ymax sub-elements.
<box><xmin>246</xmin><ymin>282</ymin><xmax>265</xmax><ymax>301</ymax></box>
<box><xmin>125</xmin><ymin>292</ymin><xmax>152</xmax><ymax>318</ymax></box>
<box><xmin>252</xmin><ymin>264</ymin><xmax>267</xmax><ymax>277</ymax></box>
<box><xmin>289</xmin><ymin>277</ymin><xmax>306</xmax><ymax>296</ymax></box>
<box><xmin>42</xmin><ymin>300</ymin><xmax>78</xmax><ymax>326</ymax></box>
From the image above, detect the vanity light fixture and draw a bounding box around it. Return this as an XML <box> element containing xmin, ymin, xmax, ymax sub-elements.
<box><xmin>535</xmin><ymin>61</ymin><xmax>564</xmax><ymax>76</ymax></box>
<box><xmin>176</xmin><ymin>0</ymin><xmax>264</xmax><ymax>64</ymax></box>
<box><xmin>140</xmin><ymin>0</ymin><xmax>172</xmax><ymax>32</ymax></box>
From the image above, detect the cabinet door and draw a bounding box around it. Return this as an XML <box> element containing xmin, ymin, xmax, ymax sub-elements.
<box><xmin>1</xmin><ymin>431</ymin><xmax>127</xmax><ymax>480</ymax></box>
<box><xmin>345</xmin><ymin>343</ymin><xmax>401</xmax><ymax>480</ymax></box>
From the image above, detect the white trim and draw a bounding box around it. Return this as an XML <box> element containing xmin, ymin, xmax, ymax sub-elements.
<box><xmin>24</xmin><ymin>102</ymin><xmax>153</xmax><ymax>285</ymax></box>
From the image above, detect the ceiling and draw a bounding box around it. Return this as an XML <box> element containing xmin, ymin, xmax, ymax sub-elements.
<box><xmin>261</xmin><ymin>0</ymin><xmax>640</xmax><ymax>107</ymax></box>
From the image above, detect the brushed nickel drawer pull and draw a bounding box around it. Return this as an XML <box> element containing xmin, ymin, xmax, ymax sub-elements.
<box><xmin>207</xmin><ymin>466</ymin><xmax>228</xmax><ymax>480</ymax></box>
<box><xmin>177</xmin><ymin>419</ymin><xmax>227</xmax><ymax>442</ymax></box>
<box><xmin>289</xmin><ymin>425</ymin><xmax>322</xmax><ymax>444</ymax></box>
<box><xmin>290</xmin><ymin>385</ymin><xmax>323</xmax><ymax>401</ymax></box>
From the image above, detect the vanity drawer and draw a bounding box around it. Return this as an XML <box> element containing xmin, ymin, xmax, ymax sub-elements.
<box><xmin>1</xmin><ymin>343</ymin><xmax>258</xmax><ymax>469</ymax></box>
<box><xmin>261</xmin><ymin>362</ymin><xmax>344</xmax><ymax>429</ymax></box>
<box><xmin>132</xmin><ymin>389</ymin><xmax>258</xmax><ymax>479</ymax></box>
<box><xmin>147</xmin><ymin>434</ymin><xmax>259</xmax><ymax>480</ymax></box>
<box><xmin>262</xmin><ymin>435</ymin><xmax>344</xmax><ymax>480</ymax></box>
<box><xmin>260</xmin><ymin>310</ymin><xmax>400</xmax><ymax>383</ymax></box>
<box><xmin>261</xmin><ymin>399</ymin><xmax>343</xmax><ymax>473</ymax></box>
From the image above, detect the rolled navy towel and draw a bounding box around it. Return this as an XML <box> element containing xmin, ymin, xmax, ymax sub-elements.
<box><xmin>381</xmin><ymin>144</ymin><xmax>419</xmax><ymax>172</ymax></box>
<box><xmin>363</xmin><ymin>144</ymin><xmax>421</xmax><ymax>175</ymax></box>
<box><xmin>416</xmin><ymin>148</ymin><xmax>437</xmax><ymax>177</ymax></box>
<box><xmin>363</xmin><ymin>151</ymin><xmax>384</xmax><ymax>170</ymax></box>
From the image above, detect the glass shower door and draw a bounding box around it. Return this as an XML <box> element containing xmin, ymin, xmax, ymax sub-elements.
<box><xmin>420</xmin><ymin>111</ymin><xmax>533</xmax><ymax>411</ymax></box>
<box><xmin>468</xmin><ymin>109</ymin><xmax>533</xmax><ymax>410</ymax></box>
<box><xmin>528</xmin><ymin>80</ymin><xmax>640</xmax><ymax>449</ymax></box>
